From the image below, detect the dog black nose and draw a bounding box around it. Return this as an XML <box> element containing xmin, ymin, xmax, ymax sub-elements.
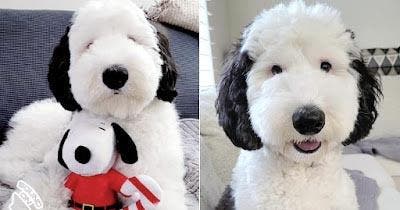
<box><xmin>102</xmin><ymin>65</ymin><xmax>128</xmax><ymax>90</ymax></box>
<box><xmin>75</xmin><ymin>146</ymin><xmax>91</xmax><ymax>164</ymax></box>
<box><xmin>292</xmin><ymin>105</ymin><xmax>325</xmax><ymax>135</ymax></box>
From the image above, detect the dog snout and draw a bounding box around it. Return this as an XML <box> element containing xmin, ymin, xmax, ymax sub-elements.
<box><xmin>102</xmin><ymin>65</ymin><xmax>128</xmax><ymax>90</ymax></box>
<box><xmin>292</xmin><ymin>105</ymin><xmax>325</xmax><ymax>135</ymax></box>
<box><xmin>75</xmin><ymin>146</ymin><xmax>91</xmax><ymax>164</ymax></box>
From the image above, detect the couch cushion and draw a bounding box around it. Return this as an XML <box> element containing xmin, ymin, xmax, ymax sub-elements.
<box><xmin>0</xmin><ymin>9</ymin><xmax>198</xmax><ymax>142</ymax></box>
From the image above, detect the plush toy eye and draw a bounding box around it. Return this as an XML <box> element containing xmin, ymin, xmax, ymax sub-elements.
<box><xmin>320</xmin><ymin>61</ymin><xmax>332</xmax><ymax>72</ymax></box>
<box><xmin>271</xmin><ymin>65</ymin><xmax>283</xmax><ymax>75</ymax></box>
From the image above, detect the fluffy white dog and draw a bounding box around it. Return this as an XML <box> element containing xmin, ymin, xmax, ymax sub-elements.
<box><xmin>216</xmin><ymin>1</ymin><xmax>381</xmax><ymax>210</ymax></box>
<box><xmin>0</xmin><ymin>0</ymin><xmax>186</xmax><ymax>209</ymax></box>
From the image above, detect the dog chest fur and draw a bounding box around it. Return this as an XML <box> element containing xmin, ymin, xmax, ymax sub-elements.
<box><xmin>232</xmin><ymin>149</ymin><xmax>358</xmax><ymax>210</ymax></box>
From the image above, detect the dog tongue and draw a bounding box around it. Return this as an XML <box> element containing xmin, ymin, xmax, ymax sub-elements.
<box><xmin>295</xmin><ymin>141</ymin><xmax>321</xmax><ymax>151</ymax></box>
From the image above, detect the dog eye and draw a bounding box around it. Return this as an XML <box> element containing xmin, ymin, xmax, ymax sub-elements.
<box><xmin>320</xmin><ymin>61</ymin><xmax>332</xmax><ymax>72</ymax></box>
<box><xmin>86</xmin><ymin>41</ymin><xmax>93</xmax><ymax>49</ymax></box>
<box><xmin>271</xmin><ymin>65</ymin><xmax>283</xmax><ymax>75</ymax></box>
<box><xmin>128</xmin><ymin>36</ymin><xmax>136</xmax><ymax>42</ymax></box>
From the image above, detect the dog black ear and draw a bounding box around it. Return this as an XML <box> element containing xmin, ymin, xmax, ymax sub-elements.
<box><xmin>156</xmin><ymin>31</ymin><xmax>178</xmax><ymax>102</ymax></box>
<box><xmin>48</xmin><ymin>26</ymin><xmax>82</xmax><ymax>111</ymax></box>
<box><xmin>343</xmin><ymin>57</ymin><xmax>382</xmax><ymax>145</ymax></box>
<box><xmin>216</xmin><ymin>42</ymin><xmax>263</xmax><ymax>150</ymax></box>
<box><xmin>111</xmin><ymin>123</ymin><xmax>138</xmax><ymax>164</ymax></box>
<box><xmin>58</xmin><ymin>129</ymin><xmax>70</xmax><ymax>169</ymax></box>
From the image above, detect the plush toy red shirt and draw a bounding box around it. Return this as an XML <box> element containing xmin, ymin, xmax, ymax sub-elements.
<box><xmin>59</xmin><ymin>112</ymin><xmax>162</xmax><ymax>210</ymax></box>
<box><xmin>65</xmin><ymin>169</ymin><xmax>128</xmax><ymax>207</ymax></box>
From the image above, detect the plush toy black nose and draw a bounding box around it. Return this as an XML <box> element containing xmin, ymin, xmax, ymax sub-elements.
<box><xmin>102</xmin><ymin>65</ymin><xmax>128</xmax><ymax>90</ymax></box>
<box><xmin>75</xmin><ymin>146</ymin><xmax>91</xmax><ymax>164</ymax></box>
<box><xmin>292</xmin><ymin>105</ymin><xmax>325</xmax><ymax>135</ymax></box>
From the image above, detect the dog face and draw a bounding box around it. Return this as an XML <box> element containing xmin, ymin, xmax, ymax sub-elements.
<box><xmin>58</xmin><ymin>112</ymin><xmax>138</xmax><ymax>176</ymax></box>
<box><xmin>216</xmin><ymin>1</ymin><xmax>381</xmax><ymax>163</ymax></box>
<box><xmin>49</xmin><ymin>0</ymin><xmax>177</xmax><ymax>119</ymax></box>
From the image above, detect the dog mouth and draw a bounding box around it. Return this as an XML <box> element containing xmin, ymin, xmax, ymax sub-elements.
<box><xmin>293</xmin><ymin>139</ymin><xmax>321</xmax><ymax>154</ymax></box>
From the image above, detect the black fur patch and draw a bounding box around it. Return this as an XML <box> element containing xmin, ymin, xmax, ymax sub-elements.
<box><xmin>0</xmin><ymin>125</ymin><xmax>10</xmax><ymax>145</ymax></box>
<box><xmin>0</xmin><ymin>130</ymin><xmax>4</xmax><ymax>145</ymax></box>
<box><xmin>216</xmin><ymin>185</ymin><xmax>235</xmax><ymax>210</ymax></box>
<box><xmin>156</xmin><ymin>31</ymin><xmax>178</xmax><ymax>102</ymax></box>
<box><xmin>58</xmin><ymin>129</ymin><xmax>70</xmax><ymax>169</ymax></box>
<box><xmin>215</xmin><ymin>42</ymin><xmax>263</xmax><ymax>150</ymax></box>
<box><xmin>343</xmin><ymin>56</ymin><xmax>382</xmax><ymax>145</ymax></box>
<box><xmin>48</xmin><ymin>26</ymin><xmax>82</xmax><ymax>111</ymax></box>
<box><xmin>112</xmin><ymin>123</ymin><xmax>138</xmax><ymax>164</ymax></box>
<box><xmin>0</xmin><ymin>132</ymin><xmax>5</xmax><ymax>145</ymax></box>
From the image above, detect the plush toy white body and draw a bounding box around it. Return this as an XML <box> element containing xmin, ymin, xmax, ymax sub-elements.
<box><xmin>59</xmin><ymin>111</ymin><xmax>162</xmax><ymax>210</ymax></box>
<box><xmin>0</xmin><ymin>0</ymin><xmax>187</xmax><ymax>209</ymax></box>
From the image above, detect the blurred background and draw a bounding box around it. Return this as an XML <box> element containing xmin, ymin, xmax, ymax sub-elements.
<box><xmin>200</xmin><ymin>0</ymin><xmax>400</xmax><ymax>209</ymax></box>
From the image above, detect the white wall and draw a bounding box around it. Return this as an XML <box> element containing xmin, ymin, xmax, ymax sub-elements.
<box><xmin>200</xmin><ymin>0</ymin><xmax>215</xmax><ymax>88</ymax></box>
<box><xmin>208</xmin><ymin>0</ymin><xmax>400</xmax><ymax>80</ymax></box>
<box><xmin>328</xmin><ymin>0</ymin><xmax>400</xmax><ymax>48</ymax></box>
<box><xmin>206</xmin><ymin>0</ymin><xmax>230</xmax><ymax>81</ymax></box>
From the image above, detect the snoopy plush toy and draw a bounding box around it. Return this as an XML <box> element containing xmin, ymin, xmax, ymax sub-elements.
<box><xmin>58</xmin><ymin>111</ymin><xmax>162</xmax><ymax>210</ymax></box>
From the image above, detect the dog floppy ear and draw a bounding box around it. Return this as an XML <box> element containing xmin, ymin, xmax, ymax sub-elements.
<box><xmin>48</xmin><ymin>26</ymin><xmax>82</xmax><ymax>111</ymax></box>
<box><xmin>58</xmin><ymin>129</ymin><xmax>70</xmax><ymax>169</ymax></box>
<box><xmin>216</xmin><ymin>42</ymin><xmax>263</xmax><ymax>150</ymax></box>
<box><xmin>343</xmin><ymin>54</ymin><xmax>382</xmax><ymax>145</ymax></box>
<box><xmin>111</xmin><ymin>123</ymin><xmax>138</xmax><ymax>164</ymax></box>
<box><xmin>156</xmin><ymin>31</ymin><xmax>178</xmax><ymax>102</ymax></box>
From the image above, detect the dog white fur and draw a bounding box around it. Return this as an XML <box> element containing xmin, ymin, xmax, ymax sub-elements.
<box><xmin>216</xmin><ymin>1</ymin><xmax>380</xmax><ymax>210</ymax></box>
<box><xmin>68</xmin><ymin>0</ymin><xmax>163</xmax><ymax>119</ymax></box>
<box><xmin>0</xmin><ymin>0</ymin><xmax>186</xmax><ymax>209</ymax></box>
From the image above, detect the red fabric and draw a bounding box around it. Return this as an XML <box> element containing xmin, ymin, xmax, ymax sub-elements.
<box><xmin>65</xmin><ymin>169</ymin><xmax>127</xmax><ymax>207</ymax></box>
<box><xmin>130</xmin><ymin>177</ymin><xmax>160</xmax><ymax>204</ymax></box>
<box><xmin>136</xmin><ymin>200</ymin><xmax>145</xmax><ymax>210</ymax></box>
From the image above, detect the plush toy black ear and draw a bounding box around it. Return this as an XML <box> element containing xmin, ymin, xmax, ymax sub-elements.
<box><xmin>343</xmin><ymin>55</ymin><xmax>382</xmax><ymax>145</ymax></box>
<box><xmin>111</xmin><ymin>123</ymin><xmax>138</xmax><ymax>164</ymax></box>
<box><xmin>156</xmin><ymin>31</ymin><xmax>178</xmax><ymax>102</ymax></box>
<box><xmin>58</xmin><ymin>129</ymin><xmax>70</xmax><ymax>169</ymax></box>
<box><xmin>215</xmin><ymin>42</ymin><xmax>263</xmax><ymax>150</ymax></box>
<box><xmin>48</xmin><ymin>26</ymin><xmax>82</xmax><ymax>111</ymax></box>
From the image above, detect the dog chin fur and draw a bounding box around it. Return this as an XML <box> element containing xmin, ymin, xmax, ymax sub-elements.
<box><xmin>216</xmin><ymin>1</ymin><xmax>381</xmax><ymax>210</ymax></box>
<box><xmin>0</xmin><ymin>0</ymin><xmax>186</xmax><ymax>209</ymax></box>
<box><xmin>232</xmin><ymin>147</ymin><xmax>358</xmax><ymax>210</ymax></box>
